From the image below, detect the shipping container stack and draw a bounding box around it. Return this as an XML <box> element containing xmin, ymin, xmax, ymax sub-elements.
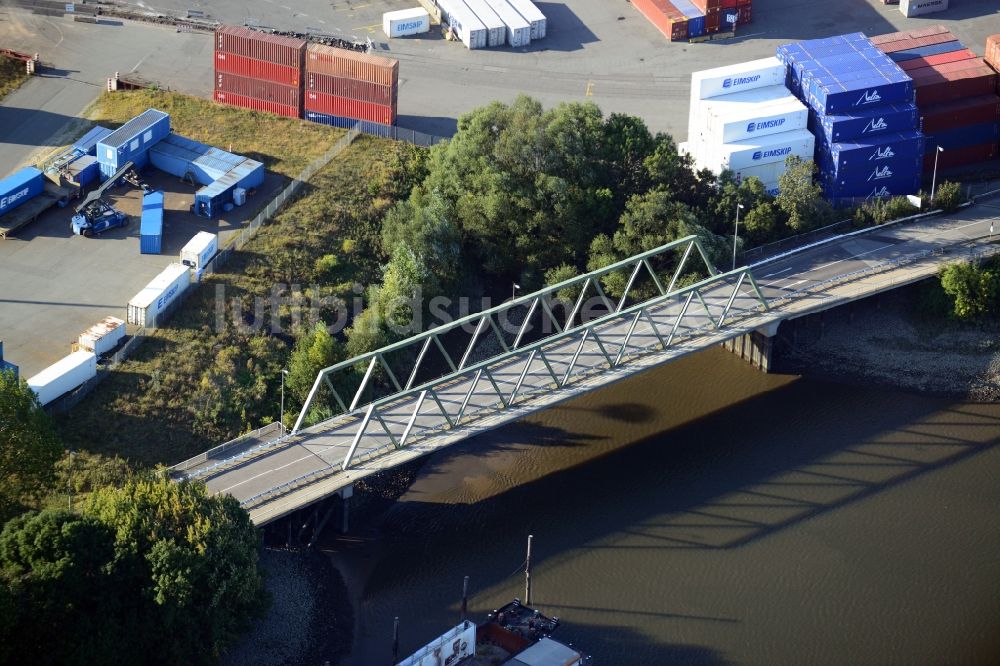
<box><xmin>303</xmin><ymin>43</ymin><xmax>399</xmax><ymax>132</ymax></box>
<box><xmin>214</xmin><ymin>25</ymin><xmax>306</xmax><ymax>119</ymax></box>
<box><xmin>869</xmin><ymin>27</ymin><xmax>1000</xmax><ymax>172</ymax></box>
<box><xmin>630</xmin><ymin>0</ymin><xmax>750</xmax><ymax>43</ymax></box>
<box><xmin>777</xmin><ymin>33</ymin><xmax>924</xmax><ymax>207</ymax></box>
<box><xmin>682</xmin><ymin>57</ymin><xmax>812</xmax><ymax>195</ymax></box>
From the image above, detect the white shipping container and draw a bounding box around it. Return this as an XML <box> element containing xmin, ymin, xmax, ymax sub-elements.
<box><xmin>27</xmin><ymin>350</ymin><xmax>96</xmax><ymax>406</ymax></box>
<box><xmin>484</xmin><ymin>0</ymin><xmax>531</xmax><ymax>48</ymax></box>
<box><xmin>900</xmin><ymin>0</ymin><xmax>948</xmax><ymax>17</ymax></box>
<box><xmin>689</xmin><ymin>85</ymin><xmax>791</xmax><ymax>143</ymax></box>
<box><xmin>761</xmin><ymin>180</ymin><xmax>781</xmax><ymax>197</ymax></box>
<box><xmin>504</xmin><ymin>0</ymin><xmax>546</xmax><ymax>39</ymax></box>
<box><xmin>690</xmin><ymin>57</ymin><xmax>786</xmax><ymax>102</ymax></box>
<box><xmin>127</xmin><ymin>263</ymin><xmax>191</xmax><ymax>328</ymax></box>
<box><xmin>732</xmin><ymin>161</ymin><xmax>789</xmax><ymax>186</ymax></box>
<box><xmin>382</xmin><ymin>8</ymin><xmax>431</xmax><ymax>38</ymax></box>
<box><xmin>437</xmin><ymin>0</ymin><xmax>489</xmax><ymax>49</ymax></box>
<box><xmin>180</xmin><ymin>231</ymin><xmax>219</xmax><ymax>271</ymax></box>
<box><xmin>706</xmin><ymin>97</ymin><xmax>809</xmax><ymax>144</ymax></box>
<box><xmin>465</xmin><ymin>0</ymin><xmax>506</xmax><ymax>47</ymax></box>
<box><xmin>78</xmin><ymin>316</ymin><xmax>126</xmax><ymax>356</ymax></box>
<box><xmin>704</xmin><ymin>128</ymin><xmax>815</xmax><ymax>172</ymax></box>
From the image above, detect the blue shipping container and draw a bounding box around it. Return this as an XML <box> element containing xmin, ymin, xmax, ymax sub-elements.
<box><xmin>97</xmin><ymin>109</ymin><xmax>171</xmax><ymax>176</ymax></box>
<box><xmin>687</xmin><ymin>15</ymin><xmax>706</xmax><ymax>38</ymax></box>
<box><xmin>0</xmin><ymin>167</ymin><xmax>45</xmax><ymax>217</ymax></box>
<box><xmin>925</xmin><ymin>122</ymin><xmax>1000</xmax><ymax>152</ymax></box>
<box><xmin>304</xmin><ymin>111</ymin><xmax>395</xmax><ymax>137</ymax></box>
<box><xmin>72</xmin><ymin>126</ymin><xmax>113</xmax><ymax>157</ymax></box>
<box><xmin>66</xmin><ymin>155</ymin><xmax>100</xmax><ymax>188</ymax></box>
<box><xmin>809</xmin><ymin>73</ymin><xmax>913</xmax><ymax>115</ymax></box>
<box><xmin>149</xmin><ymin>135</ymin><xmax>230</xmax><ymax>186</ymax></box>
<box><xmin>811</xmin><ymin>102</ymin><xmax>919</xmax><ymax>144</ymax></box>
<box><xmin>888</xmin><ymin>41</ymin><xmax>964</xmax><ymax>62</ymax></box>
<box><xmin>823</xmin><ymin>172</ymin><xmax>921</xmax><ymax>207</ymax></box>
<box><xmin>817</xmin><ymin>130</ymin><xmax>926</xmax><ymax>176</ymax></box>
<box><xmin>139</xmin><ymin>190</ymin><xmax>164</xmax><ymax>255</ymax></box>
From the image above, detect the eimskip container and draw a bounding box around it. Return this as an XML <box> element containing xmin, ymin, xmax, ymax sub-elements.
<box><xmin>96</xmin><ymin>109</ymin><xmax>170</xmax><ymax>180</ymax></box>
<box><xmin>77</xmin><ymin>316</ymin><xmax>125</xmax><ymax>356</ymax></box>
<box><xmin>127</xmin><ymin>263</ymin><xmax>191</xmax><ymax>328</ymax></box>
<box><xmin>465</xmin><ymin>0</ymin><xmax>507</xmax><ymax>47</ymax></box>
<box><xmin>506</xmin><ymin>0</ymin><xmax>546</xmax><ymax>39</ymax></box>
<box><xmin>0</xmin><ymin>167</ymin><xmax>44</xmax><ymax>217</ymax></box>
<box><xmin>690</xmin><ymin>57</ymin><xmax>784</xmax><ymax>100</ymax></box>
<box><xmin>706</xmin><ymin>97</ymin><xmax>808</xmax><ymax>143</ymax></box>
<box><xmin>732</xmin><ymin>160</ymin><xmax>788</xmax><ymax>186</ymax></box>
<box><xmin>811</xmin><ymin>102</ymin><xmax>919</xmax><ymax>144</ymax></box>
<box><xmin>180</xmin><ymin>231</ymin><xmax>219</xmax><ymax>271</ymax></box>
<box><xmin>707</xmin><ymin>128</ymin><xmax>815</xmax><ymax>171</ymax></box>
<box><xmin>485</xmin><ymin>0</ymin><xmax>532</xmax><ymax>48</ymax></box>
<box><xmin>139</xmin><ymin>190</ymin><xmax>164</xmax><ymax>255</ymax></box>
<box><xmin>27</xmin><ymin>350</ymin><xmax>96</xmax><ymax>407</ymax></box>
<box><xmin>382</xmin><ymin>8</ymin><xmax>431</xmax><ymax>38</ymax></box>
<box><xmin>436</xmin><ymin>0</ymin><xmax>489</xmax><ymax>49</ymax></box>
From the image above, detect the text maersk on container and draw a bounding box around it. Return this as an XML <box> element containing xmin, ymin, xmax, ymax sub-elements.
<box><xmin>752</xmin><ymin>147</ymin><xmax>792</xmax><ymax>161</ymax></box>
<box><xmin>723</xmin><ymin>75</ymin><xmax>762</xmax><ymax>89</ymax></box>
<box><xmin>746</xmin><ymin>118</ymin><xmax>787</xmax><ymax>133</ymax></box>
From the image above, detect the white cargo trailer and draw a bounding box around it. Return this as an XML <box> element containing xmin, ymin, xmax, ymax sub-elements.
<box><xmin>180</xmin><ymin>231</ymin><xmax>219</xmax><ymax>271</ymax></box>
<box><xmin>27</xmin><ymin>350</ymin><xmax>97</xmax><ymax>406</ymax></box>
<box><xmin>127</xmin><ymin>263</ymin><xmax>191</xmax><ymax>328</ymax></box>
<box><xmin>705</xmin><ymin>97</ymin><xmax>809</xmax><ymax>144</ymax></box>
<box><xmin>382</xmin><ymin>8</ymin><xmax>431</xmax><ymax>38</ymax></box>
<box><xmin>78</xmin><ymin>316</ymin><xmax>126</xmax><ymax>356</ymax></box>
<box><xmin>900</xmin><ymin>0</ymin><xmax>948</xmax><ymax>18</ymax></box>
<box><xmin>437</xmin><ymin>0</ymin><xmax>488</xmax><ymax>49</ymax></box>
<box><xmin>465</xmin><ymin>0</ymin><xmax>506</xmax><ymax>47</ymax></box>
<box><xmin>505</xmin><ymin>0</ymin><xmax>546</xmax><ymax>39</ymax></box>
<box><xmin>703</xmin><ymin>128</ymin><xmax>815</xmax><ymax>172</ymax></box>
<box><xmin>485</xmin><ymin>0</ymin><xmax>531</xmax><ymax>48</ymax></box>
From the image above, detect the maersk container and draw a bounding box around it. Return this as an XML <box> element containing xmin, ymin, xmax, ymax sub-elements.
<box><xmin>140</xmin><ymin>190</ymin><xmax>164</xmax><ymax>255</ymax></box>
<box><xmin>705</xmin><ymin>128</ymin><xmax>815</xmax><ymax>172</ymax></box>
<box><xmin>437</xmin><ymin>0</ymin><xmax>489</xmax><ymax>49</ymax></box>
<box><xmin>72</xmin><ymin>125</ymin><xmax>113</xmax><ymax>156</ymax></box>
<box><xmin>484</xmin><ymin>0</ymin><xmax>532</xmax><ymax>48</ymax></box>
<box><xmin>690</xmin><ymin>57</ymin><xmax>785</xmax><ymax>102</ymax></box>
<box><xmin>811</xmin><ymin>101</ymin><xmax>918</xmax><ymax>144</ymax></box>
<box><xmin>816</xmin><ymin>130</ymin><xmax>926</xmax><ymax>178</ymax></box>
<box><xmin>383</xmin><ymin>8</ymin><xmax>431</xmax><ymax>38</ymax></box>
<box><xmin>27</xmin><ymin>350</ymin><xmax>97</xmax><ymax>407</ymax></box>
<box><xmin>706</xmin><ymin>97</ymin><xmax>808</xmax><ymax>144</ymax></box>
<box><xmin>0</xmin><ymin>167</ymin><xmax>44</xmax><ymax>217</ymax></box>
<box><xmin>900</xmin><ymin>0</ymin><xmax>949</xmax><ymax>17</ymax></box>
<box><xmin>464</xmin><ymin>0</ymin><xmax>506</xmax><ymax>47</ymax></box>
<box><xmin>505</xmin><ymin>0</ymin><xmax>546</xmax><ymax>40</ymax></box>
<box><xmin>127</xmin><ymin>263</ymin><xmax>191</xmax><ymax>328</ymax></box>
<box><xmin>78</xmin><ymin>316</ymin><xmax>126</xmax><ymax>356</ymax></box>
<box><xmin>96</xmin><ymin>109</ymin><xmax>170</xmax><ymax>180</ymax></box>
<box><xmin>180</xmin><ymin>231</ymin><xmax>219</xmax><ymax>271</ymax></box>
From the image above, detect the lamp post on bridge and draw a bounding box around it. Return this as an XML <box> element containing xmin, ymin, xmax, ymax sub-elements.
<box><xmin>279</xmin><ymin>368</ymin><xmax>288</xmax><ymax>435</ymax></box>
<box><xmin>512</xmin><ymin>283</ymin><xmax>521</xmax><ymax>302</ymax></box>
<box><xmin>931</xmin><ymin>145</ymin><xmax>944</xmax><ymax>203</ymax></box>
<box><xmin>732</xmin><ymin>203</ymin><xmax>745</xmax><ymax>272</ymax></box>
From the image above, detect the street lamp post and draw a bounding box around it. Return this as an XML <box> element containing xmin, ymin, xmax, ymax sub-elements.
<box><xmin>512</xmin><ymin>283</ymin><xmax>521</xmax><ymax>301</ymax></box>
<box><xmin>280</xmin><ymin>368</ymin><xmax>289</xmax><ymax>435</ymax></box>
<box><xmin>732</xmin><ymin>203</ymin><xmax>745</xmax><ymax>272</ymax></box>
<box><xmin>930</xmin><ymin>145</ymin><xmax>944</xmax><ymax>203</ymax></box>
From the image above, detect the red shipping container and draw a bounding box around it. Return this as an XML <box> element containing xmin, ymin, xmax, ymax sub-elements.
<box><xmin>879</xmin><ymin>31</ymin><xmax>956</xmax><ymax>54</ymax></box>
<box><xmin>913</xmin><ymin>66</ymin><xmax>999</xmax><ymax>106</ymax></box>
<box><xmin>920</xmin><ymin>94</ymin><xmax>1000</xmax><ymax>134</ymax></box>
<box><xmin>214</xmin><ymin>90</ymin><xmax>300</xmax><ymax>119</ymax></box>
<box><xmin>630</xmin><ymin>0</ymin><xmax>687</xmax><ymax>42</ymax></box>
<box><xmin>721</xmin><ymin>0</ymin><xmax>737</xmax><ymax>7</ymax></box>
<box><xmin>304</xmin><ymin>91</ymin><xmax>396</xmax><ymax>125</ymax></box>
<box><xmin>706</xmin><ymin>8</ymin><xmax>721</xmax><ymax>33</ymax></box>
<box><xmin>215</xmin><ymin>51</ymin><xmax>301</xmax><ymax>87</ymax></box>
<box><xmin>215</xmin><ymin>25</ymin><xmax>305</xmax><ymax>68</ymax></box>
<box><xmin>870</xmin><ymin>25</ymin><xmax>950</xmax><ymax>47</ymax></box>
<box><xmin>986</xmin><ymin>34</ymin><xmax>1000</xmax><ymax>71</ymax></box>
<box><xmin>305</xmin><ymin>43</ymin><xmax>398</xmax><ymax>86</ymax></box>
<box><xmin>306</xmin><ymin>72</ymin><xmax>396</xmax><ymax>107</ymax></box>
<box><xmin>898</xmin><ymin>49</ymin><xmax>977</xmax><ymax>73</ymax></box>
<box><xmin>736</xmin><ymin>0</ymin><xmax>752</xmax><ymax>26</ymax></box>
<box><xmin>922</xmin><ymin>142</ymin><xmax>998</xmax><ymax>172</ymax></box>
<box><xmin>216</xmin><ymin>72</ymin><xmax>301</xmax><ymax>108</ymax></box>
<box><xmin>691</xmin><ymin>0</ymin><xmax>721</xmax><ymax>10</ymax></box>
<box><xmin>910</xmin><ymin>58</ymin><xmax>994</xmax><ymax>81</ymax></box>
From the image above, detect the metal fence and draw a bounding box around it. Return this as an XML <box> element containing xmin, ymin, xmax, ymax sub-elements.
<box><xmin>742</xmin><ymin>218</ymin><xmax>855</xmax><ymax>265</ymax></box>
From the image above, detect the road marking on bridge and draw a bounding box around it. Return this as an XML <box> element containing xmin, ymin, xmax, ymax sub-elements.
<box><xmin>761</xmin><ymin>267</ymin><xmax>792</xmax><ymax>278</ymax></box>
<box><xmin>813</xmin><ymin>243</ymin><xmax>894</xmax><ymax>272</ymax></box>
<box><xmin>218</xmin><ymin>451</ymin><xmax>321</xmax><ymax>494</ymax></box>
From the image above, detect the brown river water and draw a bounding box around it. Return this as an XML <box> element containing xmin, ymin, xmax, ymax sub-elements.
<box><xmin>334</xmin><ymin>347</ymin><xmax>1000</xmax><ymax>666</ymax></box>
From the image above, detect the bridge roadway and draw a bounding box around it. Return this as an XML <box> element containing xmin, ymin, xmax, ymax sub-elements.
<box><xmin>178</xmin><ymin>197</ymin><xmax>1000</xmax><ymax>525</ymax></box>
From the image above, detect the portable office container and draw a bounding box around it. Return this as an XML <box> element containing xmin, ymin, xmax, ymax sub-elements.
<box><xmin>811</xmin><ymin>101</ymin><xmax>918</xmax><ymax>144</ymax></box>
<box><xmin>214</xmin><ymin>51</ymin><xmax>301</xmax><ymax>87</ymax></box>
<box><xmin>706</xmin><ymin>128</ymin><xmax>815</xmax><ymax>172</ymax></box>
<box><xmin>465</xmin><ymin>0</ymin><xmax>507</xmax><ymax>47</ymax></box>
<box><xmin>900</xmin><ymin>0</ymin><xmax>949</xmax><ymax>17</ymax></box>
<box><xmin>706</xmin><ymin>97</ymin><xmax>809</xmax><ymax>143</ymax></box>
<box><xmin>215</xmin><ymin>72</ymin><xmax>302</xmax><ymax>109</ymax></box>
<box><xmin>72</xmin><ymin>126</ymin><xmax>113</xmax><ymax>156</ymax></box>
<box><xmin>127</xmin><ymin>263</ymin><xmax>191</xmax><ymax>328</ymax></box>
<box><xmin>437</xmin><ymin>0</ymin><xmax>489</xmax><ymax>49</ymax></box>
<box><xmin>383</xmin><ymin>8</ymin><xmax>431</xmax><ymax>38</ymax></box>
<box><xmin>919</xmin><ymin>94</ymin><xmax>1000</xmax><ymax>134</ymax></box>
<box><xmin>78</xmin><ymin>316</ymin><xmax>125</xmax><ymax>356</ymax></box>
<box><xmin>816</xmin><ymin>130</ymin><xmax>925</xmax><ymax>177</ymax></box>
<box><xmin>304</xmin><ymin>91</ymin><xmax>396</xmax><ymax>124</ymax></box>
<box><xmin>485</xmin><ymin>0</ymin><xmax>532</xmax><ymax>48</ymax></box>
<box><xmin>96</xmin><ymin>109</ymin><xmax>170</xmax><ymax>178</ymax></box>
<box><xmin>0</xmin><ymin>167</ymin><xmax>44</xmax><ymax>216</ymax></box>
<box><xmin>180</xmin><ymin>231</ymin><xmax>219</xmax><ymax>271</ymax></box>
<box><xmin>139</xmin><ymin>190</ymin><xmax>164</xmax><ymax>255</ymax></box>
<box><xmin>305</xmin><ymin>44</ymin><xmax>400</xmax><ymax>87</ymax></box>
<box><xmin>27</xmin><ymin>350</ymin><xmax>96</xmax><ymax>406</ymax></box>
<box><xmin>505</xmin><ymin>0</ymin><xmax>546</xmax><ymax>39</ymax></box>
<box><xmin>215</xmin><ymin>25</ymin><xmax>306</xmax><ymax>68</ymax></box>
<box><xmin>214</xmin><ymin>90</ymin><xmax>300</xmax><ymax>119</ymax></box>
<box><xmin>307</xmin><ymin>72</ymin><xmax>396</xmax><ymax>107</ymax></box>
<box><xmin>65</xmin><ymin>155</ymin><xmax>99</xmax><ymax>188</ymax></box>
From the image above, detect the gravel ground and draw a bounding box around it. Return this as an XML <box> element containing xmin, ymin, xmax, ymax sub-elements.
<box><xmin>774</xmin><ymin>286</ymin><xmax>1000</xmax><ymax>401</ymax></box>
<box><xmin>220</xmin><ymin>548</ymin><xmax>353</xmax><ymax>666</ymax></box>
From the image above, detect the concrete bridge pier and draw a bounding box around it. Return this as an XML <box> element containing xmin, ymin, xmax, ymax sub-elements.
<box><xmin>722</xmin><ymin>322</ymin><xmax>780</xmax><ymax>372</ymax></box>
<box><xmin>339</xmin><ymin>484</ymin><xmax>354</xmax><ymax>534</ymax></box>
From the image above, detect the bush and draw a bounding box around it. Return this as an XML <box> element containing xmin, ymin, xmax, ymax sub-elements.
<box><xmin>932</xmin><ymin>180</ymin><xmax>964</xmax><ymax>212</ymax></box>
<box><xmin>939</xmin><ymin>259</ymin><xmax>1000</xmax><ymax>320</ymax></box>
<box><xmin>853</xmin><ymin>195</ymin><xmax>919</xmax><ymax>227</ymax></box>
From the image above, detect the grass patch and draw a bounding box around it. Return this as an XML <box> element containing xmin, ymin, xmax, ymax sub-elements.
<box><xmin>0</xmin><ymin>57</ymin><xmax>29</xmax><ymax>100</ymax></box>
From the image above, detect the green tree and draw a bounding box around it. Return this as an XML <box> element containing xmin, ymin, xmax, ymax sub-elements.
<box><xmin>286</xmin><ymin>321</ymin><xmax>343</xmax><ymax>410</ymax></box>
<box><xmin>0</xmin><ymin>370</ymin><xmax>62</xmax><ymax>521</ymax></box>
<box><xmin>775</xmin><ymin>156</ymin><xmax>831</xmax><ymax>231</ymax></box>
<box><xmin>939</xmin><ymin>261</ymin><xmax>999</xmax><ymax>320</ymax></box>
<box><xmin>381</xmin><ymin>189</ymin><xmax>462</xmax><ymax>295</ymax></box>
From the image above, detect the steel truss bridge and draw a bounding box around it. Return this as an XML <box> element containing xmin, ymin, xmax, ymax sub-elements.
<box><xmin>171</xmin><ymin>196</ymin><xmax>1000</xmax><ymax>526</ymax></box>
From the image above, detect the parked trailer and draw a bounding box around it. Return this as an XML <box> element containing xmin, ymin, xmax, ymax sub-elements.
<box><xmin>464</xmin><ymin>0</ymin><xmax>507</xmax><ymax>47</ymax></box>
<box><xmin>127</xmin><ymin>263</ymin><xmax>191</xmax><ymax>328</ymax></box>
<box><xmin>180</xmin><ymin>231</ymin><xmax>219</xmax><ymax>271</ymax></box>
<box><xmin>78</xmin><ymin>316</ymin><xmax>126</xmax><ymax>356</ymax></box>
<box><xmin>27</xmin><ymin>350</ymin><xmax>97</xmax><ymax>407</ymax></box>
<box><xmin>437</xmin><ymin>0</ymin><xmax>489</xmax><ymax>49</ymax></box>
<box><xmin>0</xmin><ymin>182</ymin><xmax>74</xmax><ymax>239</ymax></box>
<box><xmin>0</xmin><ymin>167</ymin><xmax>45</xmax><ymax>217</ymax></box>
<box><xmin>485</xmin><ymin>0</ymin><xmax>532</xmax><ymax>48</ymax></box>
<box><xmin>383</xmin><ymin>8</ymin><xmax>431</xmax><ymax>38</ymax></box>
<box><xmin>505</xmin><ymin>0</ymin><xmax>546</xmax><ymax>40</ymax></box>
